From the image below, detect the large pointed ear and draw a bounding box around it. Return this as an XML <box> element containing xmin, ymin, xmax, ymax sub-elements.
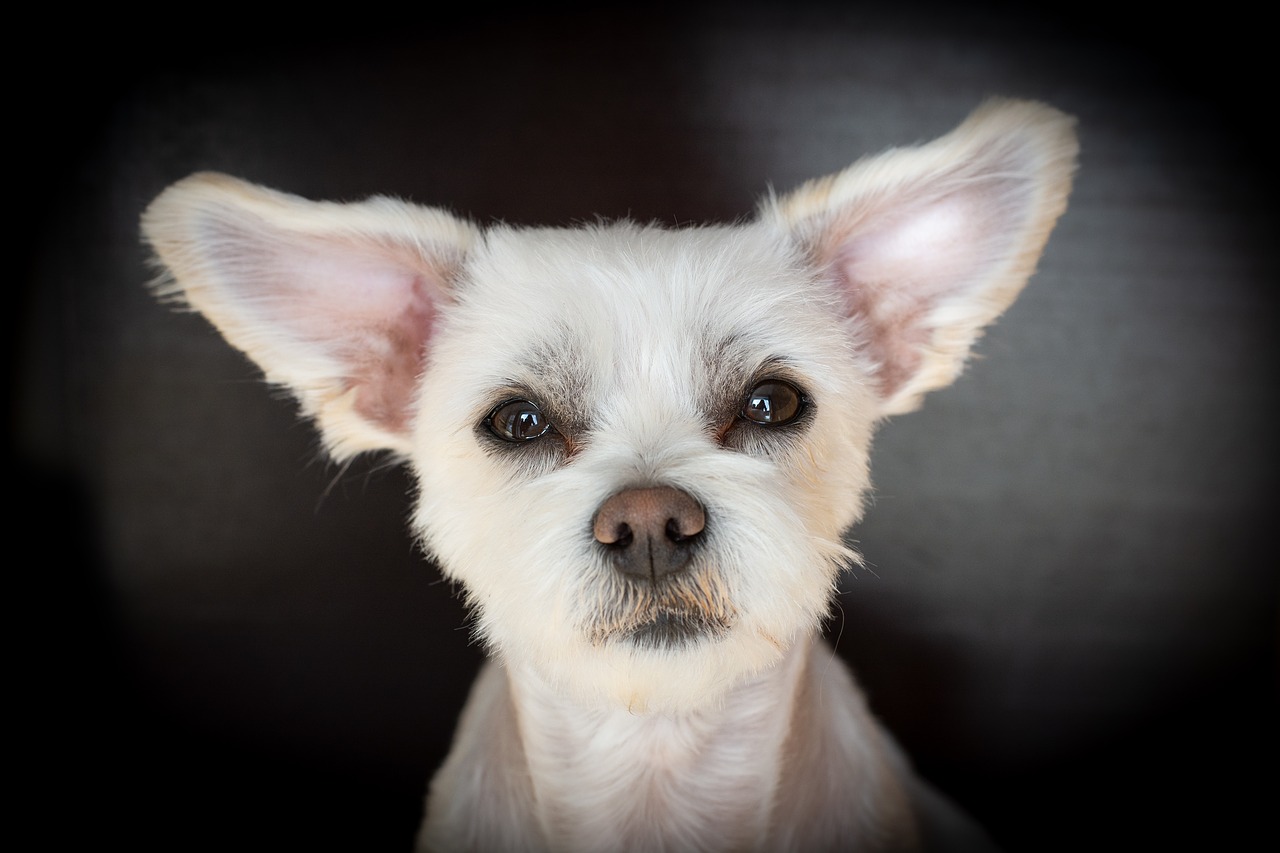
<box><xmin>142</xmin><ymin>173</ymin><xmax>478</xmax><ymax>460</ymax></box>
<box><xmin>765</xmin><ymin>99</ymin><xmax>1078</xmax><ymax>417</ymax></box>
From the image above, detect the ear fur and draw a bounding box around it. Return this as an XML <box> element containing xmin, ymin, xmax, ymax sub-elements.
<box><xmin>765</xmin><ymin>99</ymin><xmax>1078</xmax><ymax>416</ymax></box>
<box><xmin>142</xmin><ymin>173</ymin><xmax>478</xmax><ymax>460</ymax></box>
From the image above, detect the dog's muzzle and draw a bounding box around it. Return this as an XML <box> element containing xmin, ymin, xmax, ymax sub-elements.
<box><xmin>593</xmin><ymin>486</ymin><xmax>705</xmax><ymax>580</ymax></box>
<box><xmin>586</xmin><ymin>486</ymin><xmax>734</xmax><ymax>649</ymax></box>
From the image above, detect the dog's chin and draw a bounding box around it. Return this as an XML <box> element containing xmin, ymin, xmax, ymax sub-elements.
<box><xmin>584</xmin><ymin>597</ymin><xmax>738</xmax><ymax>652</ymax></box>
<box><xmin>612</xmin><ymin>610</ymin><xmax>732</xmax><ymax>650</ymax></box>
<box><xmin>489</xmin><ymin>607</ymin><xmax>798</xmax><ymax>714</ymax></box>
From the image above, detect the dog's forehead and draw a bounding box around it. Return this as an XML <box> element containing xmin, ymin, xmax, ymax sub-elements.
<box><xmin>447</xmin><ymin>222</ymin><xmax>836</xmax><ymax>387</ymax></box>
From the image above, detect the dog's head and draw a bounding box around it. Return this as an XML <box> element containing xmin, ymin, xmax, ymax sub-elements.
<box><xmin>143</xmin><ymin>100</ymin><xmax>1076</xmax><ymax>711</ymax></box>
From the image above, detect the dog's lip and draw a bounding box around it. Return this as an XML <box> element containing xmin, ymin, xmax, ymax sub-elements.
<box><xmin>623</xmin><ymin>611</ymin><xmax>727</xmax><ymax>649</ymax></box>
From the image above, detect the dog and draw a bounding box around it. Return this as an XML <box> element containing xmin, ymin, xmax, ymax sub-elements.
<box><xmin>142</xmin><ymin>99</ymin><xmax>1076</xmax><ymax>851</ymax></box>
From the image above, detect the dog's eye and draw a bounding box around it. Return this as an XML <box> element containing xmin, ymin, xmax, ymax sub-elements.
<box><xmin>741</xmin><ymin>380</ymin><xmax>806</xmax><ymax>426</ymax></box>
<box><xmin>487</xmin><ymin>399</ymin><xmax>553</xmax><ymax>442</ymax></box>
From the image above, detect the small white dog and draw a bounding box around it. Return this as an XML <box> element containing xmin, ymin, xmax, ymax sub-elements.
<box><xmin>143</xmin><ymin>99</ymin><xmax>1076</xmax><ymax>852</ymax></box>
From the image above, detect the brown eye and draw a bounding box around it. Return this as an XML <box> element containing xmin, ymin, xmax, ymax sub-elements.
<box><xmin>741</xmin><ymin>380</ymin><xmax>806</xmax><ymax>426</ymax></box>
<box><xmin>487</xmin><ymin>399</ymin><xmax>553</xmax><ymax>442</ymax></box>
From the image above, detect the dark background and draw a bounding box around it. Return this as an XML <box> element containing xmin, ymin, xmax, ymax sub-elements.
<box><xmin>15</xmin><ymin>5</ymin><xmax>1276</xmax><ymax>851</ymax></box>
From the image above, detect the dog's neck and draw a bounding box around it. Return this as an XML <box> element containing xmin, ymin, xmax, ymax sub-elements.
<box><xmin>506</xmin><ymin>634</ymin><xmax>815</xmax><ymax>850</ymax></box>
<box><xmin>426</xmin><ymin>630</ymin><xmax>920</xmax><ymax>851</ymax></box>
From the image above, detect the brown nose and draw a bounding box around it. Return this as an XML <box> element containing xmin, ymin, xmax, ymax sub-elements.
<box><xmin>593</xmin><ymin>486</ymin><xmax>706</xmax><ymax>580</ymax></box>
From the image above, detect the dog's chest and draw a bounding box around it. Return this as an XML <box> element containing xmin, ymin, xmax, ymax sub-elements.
<box><xmin>514</xmin><ymin>678</ymin><xmax>790</xmax><ymax>850</ymax></box>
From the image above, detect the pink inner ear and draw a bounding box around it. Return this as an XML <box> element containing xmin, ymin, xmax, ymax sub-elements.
<box><xmin>824</xmin><ymin>186</ymin><xmax>1023</xmax><ymax>401</ymax></box>
<box><xmin>344</xmin><ymin>272</ymin><xmax>440</xmax><ymax>435</ymax></box>
<box><xmin>831</xmin><ymin>255</ymin><xmax>930</xmax><ymax>399</ymax></box>
<box><xmin>211</xmin><ymin>221</ymin><xmax>453</xmax><ymax>439</ymax></box>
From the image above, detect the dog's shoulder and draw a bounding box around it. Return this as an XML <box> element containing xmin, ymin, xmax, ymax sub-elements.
<box><xmin>418</xmin><ymin>661</ymin><xmax>542</xmax><ymax>853</ymax></box>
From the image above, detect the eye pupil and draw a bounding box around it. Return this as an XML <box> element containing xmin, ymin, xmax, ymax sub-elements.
<box><xmin>742</xmin><ymin>380</ymin><xmax>804</xmax><ymax>426</ymax></box>
<box><xmin>489</xmin><ymin>400</ymin><xmax>552</xmax><ymax>442</ymax></box>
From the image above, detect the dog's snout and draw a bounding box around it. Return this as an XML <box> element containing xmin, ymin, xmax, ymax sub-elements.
<box><xmin>593</xmin><ymin>487</ymin><xmax>706</xmax><ymax>580</ymax></box>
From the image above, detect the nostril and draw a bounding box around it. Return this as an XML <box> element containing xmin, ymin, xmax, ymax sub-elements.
<box><xmin>665</xmin><ymin>517</ymin><xmax>696</xmax><ymax>543</ymax></box>
<box><xmin>596</xmin><ymin>520</ymin><xmax>632</xmax><ymax>548</ymax></box>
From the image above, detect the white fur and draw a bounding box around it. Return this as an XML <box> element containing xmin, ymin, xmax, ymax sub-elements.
<box><xmin>411</xmin><ymin>222</ymin><xmax>875</xmax><ymax>714</ymax></box>
<box><xmin>423</xmin><ymin>635</ymin><xmax>919</xmax><ymax>852</ymax></box>
<box><xmin>142</xmin><ymin>99</ymin><xmax>1077</xmax><ymax>851</ymax></box>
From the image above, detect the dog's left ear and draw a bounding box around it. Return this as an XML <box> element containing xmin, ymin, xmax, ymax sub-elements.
<box><xmin>765</xmin><ymin>99</ymin><xmax>1078</xmax><ymax>416</ymax></box>
<box><xmin>143</xmin><ymin>174</ymin><xmax>479</xmax><ymax>460</ymax></box>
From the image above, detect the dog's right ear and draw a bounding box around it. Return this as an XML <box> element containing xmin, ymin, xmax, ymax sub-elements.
<box><xmin>142</xmin><ymin>173</ymin><xmax>478</xmax><ymax>460</ymax></box>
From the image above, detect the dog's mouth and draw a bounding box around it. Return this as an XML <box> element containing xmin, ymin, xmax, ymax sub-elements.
<box><xmin>625</xmin><ymin>609</ymin><xmax>730</xmax><ymax>649</ymax></box>
<box><xmin>584</xmin><ymin>569</ymin><xmax>738</xmax><ymax>650</ymax></box>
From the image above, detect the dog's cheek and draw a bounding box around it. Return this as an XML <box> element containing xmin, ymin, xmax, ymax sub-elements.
<box><xmin>722</xmin><ymin>380</ymin><xmax>878</xmax><ymax>631</ymax></box>
<box><xmin>408</xmin><ymin>426</ymin><xmax>597</xmax><ymax>654</ymax></box>
<box><xmin>739</xmin><ymin>365</ymin><xmax>877</xmax><ymax>543</ymax></box>
<box><xmin>412</xmin><ymin>453</ymin><xmax>558</xmax><ymax>587</ymax></box>
<box><xmin>793</xmin><ymin>396</ymin><xmax>877</xmax><ymax>537</ymax></box>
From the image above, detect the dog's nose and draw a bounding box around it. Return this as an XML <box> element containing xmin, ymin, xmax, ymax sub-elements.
<box><xmin>593</xmin><ymin>486</ymin><xmax>706</xmax><ymax>581</ymax></box>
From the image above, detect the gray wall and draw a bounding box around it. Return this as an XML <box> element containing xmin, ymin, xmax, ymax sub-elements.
<box><xmin>17</xmin><ymin>6</ymin><xmax>1275</xmax><ymax>851</ymax></box>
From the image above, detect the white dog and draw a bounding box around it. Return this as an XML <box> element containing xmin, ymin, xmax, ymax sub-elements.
<box><xmin>143</xmin><ymin>99</ymin><xmax>1076</xmax><ymax>851</ymax></box>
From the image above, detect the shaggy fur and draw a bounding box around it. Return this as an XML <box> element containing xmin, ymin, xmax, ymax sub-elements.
<box><xmin>143</xmin><ymin>99</ymin><xmax>1077</xmax><ymax>851</ymax></box>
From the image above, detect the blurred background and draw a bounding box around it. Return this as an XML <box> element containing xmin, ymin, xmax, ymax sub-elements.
<box><xmin>15</xmin><ymin>4</ymin><xmax>1275</xmax><ymax>851</ymax></box>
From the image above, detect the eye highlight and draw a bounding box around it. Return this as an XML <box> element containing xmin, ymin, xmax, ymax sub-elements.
<box><xmin>741</xmin><ymin>379</ymin><xmax>807</xmax><ymax>426</ymax></box>
<box><xmin>486</xmin><ymin>399</ymin><xmax>553</xmax><ymax>442</ymax></box>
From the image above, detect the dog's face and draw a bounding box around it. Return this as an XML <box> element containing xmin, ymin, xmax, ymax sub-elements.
<box><xmin>143</xmin><ymin>100</ymin><xmax>1076</xmax><ymax>712</ymax></box>
<box><xmin>410</xmin><ymin>223</ymin><xmax>877</xmax><ymax>709</ymax></box>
